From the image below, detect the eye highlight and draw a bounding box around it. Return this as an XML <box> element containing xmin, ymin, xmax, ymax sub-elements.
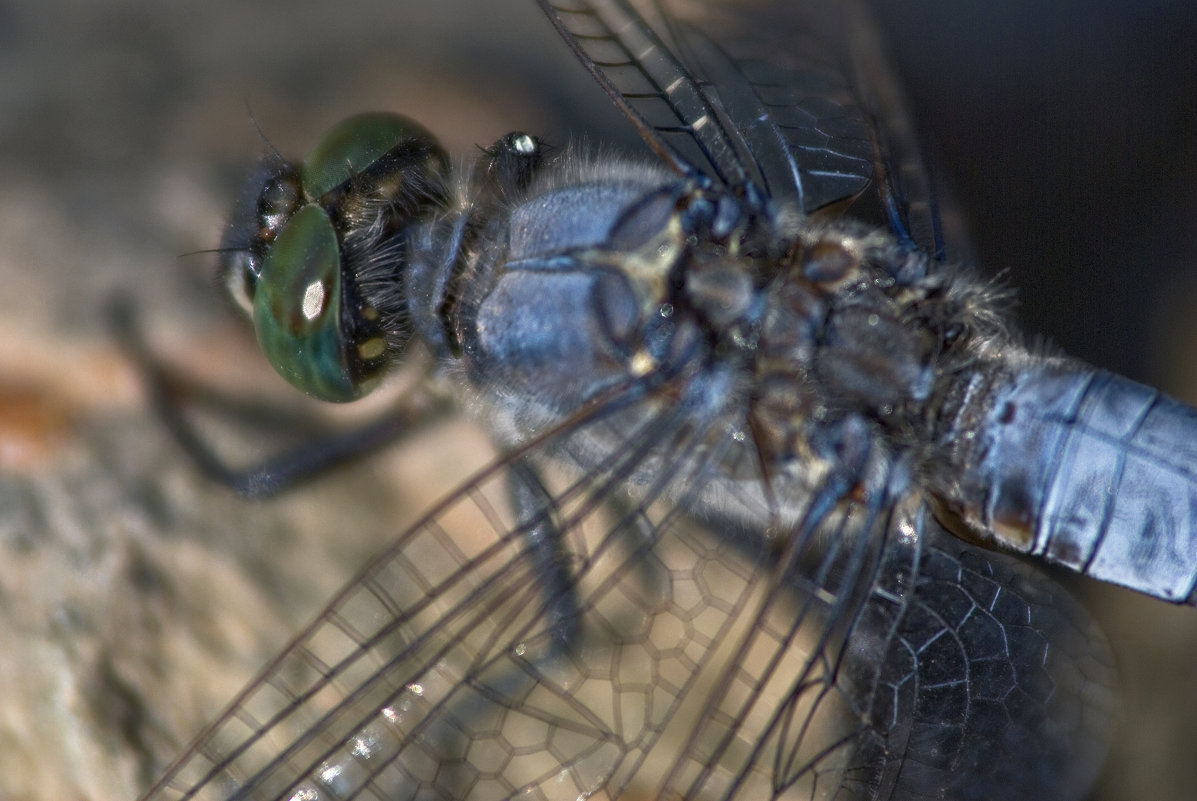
<box><xmin>252</xmin><ymin>204</ymin><xmax>361</xmax><ymax>402</ymax></box>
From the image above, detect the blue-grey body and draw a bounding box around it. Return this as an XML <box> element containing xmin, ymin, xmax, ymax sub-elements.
<box><xmin>423</xmin><ymin>155</ymin><xmax>1197</xmax><ymax>605</ymax></box>
<box><xmin>955</xmin><ymin>368</ymin><xmax>1197</xmax><ymax>602</ymax></box>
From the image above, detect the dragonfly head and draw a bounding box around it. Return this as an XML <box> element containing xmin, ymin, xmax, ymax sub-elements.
<box><xmin>220</xmin><ymin>112</ymin><xmax>451</xmax><ymax>402</ymax></box>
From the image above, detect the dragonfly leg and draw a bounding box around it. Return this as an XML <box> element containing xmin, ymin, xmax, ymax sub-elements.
<box><xmin>109</xmin><ymin>295</ymin><xmax>451</xmax><ymax>497</ymax></box>
<box><xmin>506</xmin><ymin>458</ymin><xmax>582</xmax><ymax>651</ymax></box>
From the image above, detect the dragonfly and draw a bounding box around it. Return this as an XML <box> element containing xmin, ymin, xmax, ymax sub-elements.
<box><xmin>130</xmin><ymin>0</ymin><xmax>1197</xmax><ymax>799</ymax></box>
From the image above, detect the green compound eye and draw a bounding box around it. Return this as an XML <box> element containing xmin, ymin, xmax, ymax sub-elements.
<box><xmin>301</xmin><ymin>111</ymin><xmax>431</xmax><ymax>200</ymax></box>
<box><xmin>253</xmin><ymin>204</ymin><xmax>362</xmax><ymax>402</ymax></box>
<box><xmin>238</xmin><ymin>112</ymin><xmax>444</xmax><ymax>403</ymax></box>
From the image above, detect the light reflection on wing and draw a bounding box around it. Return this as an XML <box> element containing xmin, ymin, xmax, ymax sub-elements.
<box><xmin>136</xmin><ymin>384</ymin><xmax>866</xmax><ymax>800</ymax></box>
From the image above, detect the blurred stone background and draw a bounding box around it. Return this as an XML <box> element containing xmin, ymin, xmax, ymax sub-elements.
<box><xmin>0</xmin><ymin>0</ymin><xmax>1193</xmax><ymax>799</ymax></box>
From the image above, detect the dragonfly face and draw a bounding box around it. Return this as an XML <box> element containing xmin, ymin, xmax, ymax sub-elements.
<box><xmin>221</xmin><ymin>112</ymin><xmax>451</xmax><ymax>402</ymax></box>
<box><xmin>136</xmin><ymin>1</ymin><xmax>1197</xmax><ymax>800</ymax></box>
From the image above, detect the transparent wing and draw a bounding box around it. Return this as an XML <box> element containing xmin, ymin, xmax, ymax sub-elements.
<box><xmin>136</xmin><ymin>378</ymin><xmax>1115</xmax><ymax>801</ymax></box>
<box><xmin>536</xmin><ymin>0</ymin><xmax>953</xmax><ymax>258</ymax></box>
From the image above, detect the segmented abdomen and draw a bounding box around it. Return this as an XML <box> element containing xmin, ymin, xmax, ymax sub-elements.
<box><xmin>972</xmin><ymin>368</ymin><xmax>1197</xmax><ymax>603</ymax></box>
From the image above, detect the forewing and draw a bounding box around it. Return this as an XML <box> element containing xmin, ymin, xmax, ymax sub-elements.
<box><xmin>136</xmin><ymin>375</ymin><xmax>1114</xmax><ymax>801</ymax></box>
<box><xmin>133</xmin><ymin>385</ymin><xmax>876</xmax><ymax>801</ymax></box>
<box><xmin>536</xmin><ymin>0</ymin><xmax>957</xmax><ymax>259</ymax></box>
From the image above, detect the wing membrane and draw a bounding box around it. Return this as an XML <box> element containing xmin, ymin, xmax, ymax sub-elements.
<box><xmin>137</xmin><ymin>375</ymin><xmax>1113</xmax><ymax>801</ymax></box>
<box><xmin>137</xmin><ymin>378</ymin><xmax>868</xmax><ymax>801</ymax></box>
<box><xmin>536</xmin><ymin>0</ymin><xmax>757</xmax><ymax>188</ymax></box>
<box><xmin>537</xmin><ymin>0</ymin><xmax>957</xmax><ymax>257</ymax></box>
